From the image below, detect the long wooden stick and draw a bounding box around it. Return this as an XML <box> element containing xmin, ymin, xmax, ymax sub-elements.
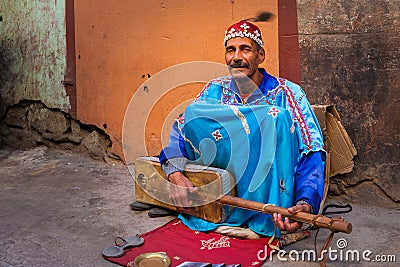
<box><xmin>219</xmin><ymin>195</ymin><xmax>352</xmax><ymax>234</ymax></box>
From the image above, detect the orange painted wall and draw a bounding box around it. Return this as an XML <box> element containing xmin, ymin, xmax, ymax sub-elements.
<box><xmin>74</xmin><ymin>0</ymin><xmax>280</xmax><ymax>161</ymax></box>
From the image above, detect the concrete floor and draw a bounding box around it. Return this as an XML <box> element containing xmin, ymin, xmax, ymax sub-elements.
<box><xmin>0</xmin><ymin>146</ymin><xmax>399</xmax><ymax>267</ymax></box>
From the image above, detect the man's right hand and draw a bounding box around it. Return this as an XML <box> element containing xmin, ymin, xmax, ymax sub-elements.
<box><xmin>167</xmin><ymin>172</ymin><xmax>198</xmax><ymax>208</ymax></box>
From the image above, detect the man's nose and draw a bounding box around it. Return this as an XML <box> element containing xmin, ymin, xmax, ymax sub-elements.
<box><xmin>233</xmin><ymin>50</ymin><xmax>243</xmax><ymax>61</ymax></box>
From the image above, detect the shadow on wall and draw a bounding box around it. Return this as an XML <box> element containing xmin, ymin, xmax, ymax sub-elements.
<box><xmin>0</xmin><ymin>39</ymin><xmax>15</xmax><ymax>118</ymax></box>
<box><xmin>0</xmin><ymin>100</ymin><xmax>121</xmax><ymax>164</ymax></box>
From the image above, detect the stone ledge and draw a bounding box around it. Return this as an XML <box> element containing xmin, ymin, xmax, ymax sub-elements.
<box><xmin>0</xmin><ymin>100</ymin><xmax>121</xmax><ymax>164</ymax></box>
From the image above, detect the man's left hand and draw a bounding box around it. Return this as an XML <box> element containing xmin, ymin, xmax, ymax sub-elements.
<box><xmin>272</xmin><ymin>204</ymin><xmax>311</xmax><ymax>233</ymax></box>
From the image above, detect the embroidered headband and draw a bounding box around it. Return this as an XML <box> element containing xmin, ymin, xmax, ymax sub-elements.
<box><xmin>224</xmin><ymin>20</ymin><xmax>264</xmax><ymax>48</ymax></box>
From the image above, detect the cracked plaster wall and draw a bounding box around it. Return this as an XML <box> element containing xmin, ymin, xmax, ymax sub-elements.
<box><xmin>0</xmin><ymin>0</ymin><xmax>71</xmax><ymax>117</ymax></box>
<box><xmin>297</xmin><ymin>0</ymin><xmax>400</xmax><ymax>207</ymax></box>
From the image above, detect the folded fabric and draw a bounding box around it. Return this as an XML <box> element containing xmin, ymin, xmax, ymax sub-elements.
<box><xmin>176</xmin><ymin>262</ymin><xmax>213</xmax><ymax>267</ymax></box>
<box><xmin>176</xmin><ymin>262</ymin><xmax>241</xmax><ymax>267</ymax></box>
<box><xmin>214</xmin><ymin>226</ymin><xmax>261</xmax><ymax>239</ymax></box>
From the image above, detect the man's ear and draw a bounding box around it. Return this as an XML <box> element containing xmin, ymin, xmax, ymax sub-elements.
<box><xmin>258</xmin><ymin>48</ymin><xmax>266</xmax><ymax>64</ymax></box>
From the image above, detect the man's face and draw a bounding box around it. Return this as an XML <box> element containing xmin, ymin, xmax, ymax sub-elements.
<box><xmin>225</xmin><ymin>37</ymin><xmax>265</xmax><ymax>79</ymax></box>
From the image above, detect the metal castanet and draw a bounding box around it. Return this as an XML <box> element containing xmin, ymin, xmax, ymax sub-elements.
<box><xmin>219</xmin><ymin>195</ymin><xmax>352</xmax><ymax>234</ymax></box>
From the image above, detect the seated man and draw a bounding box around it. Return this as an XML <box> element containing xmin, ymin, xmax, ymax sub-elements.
<box><xmin>159</xmin><ymin>20</ymin><xmax>325</xmax><ymax>237</ymax></box>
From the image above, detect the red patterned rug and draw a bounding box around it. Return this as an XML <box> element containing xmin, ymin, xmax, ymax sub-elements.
<box><xmin>103</xmin><ymin>219</ymin><xmax>281</xmax><ymax>267</ymax></box>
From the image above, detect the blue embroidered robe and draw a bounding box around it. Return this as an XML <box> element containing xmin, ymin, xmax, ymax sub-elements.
<box><xmin>159</xmin><ymin>69</ymin><xmax>325</xmax><ymax>237</ymax></box>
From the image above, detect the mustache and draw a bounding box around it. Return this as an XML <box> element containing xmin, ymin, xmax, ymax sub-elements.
<box><xmin>229</xmin><ymin>63</ymin><xmax>250</xmax><ymax>69</ymax></box>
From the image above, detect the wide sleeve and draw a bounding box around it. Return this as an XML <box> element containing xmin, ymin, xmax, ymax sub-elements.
<box><xmin>282</xmin><ymin>80</ymin><xmax>325</xmax><ymax>156</ymax></box>
<box><xmin>294</xmin><ymin>151</ymin><xmax>325</xmax><ymax>214</ymax></box>
<box><xmin>159</xmin><ymin>116</ymin><xmax>188</xmax><ymax>176</ymax></box>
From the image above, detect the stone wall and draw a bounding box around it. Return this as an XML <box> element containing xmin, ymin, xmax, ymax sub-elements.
<box><xmin>297</xmin><ymin>0</ymin><xmax>400</xmax><ymax>207</ymax></box>
<box><xmin>0</xmin><ymin>100</ymin><xmax>120</xmax><ymax>164</ymax></box>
